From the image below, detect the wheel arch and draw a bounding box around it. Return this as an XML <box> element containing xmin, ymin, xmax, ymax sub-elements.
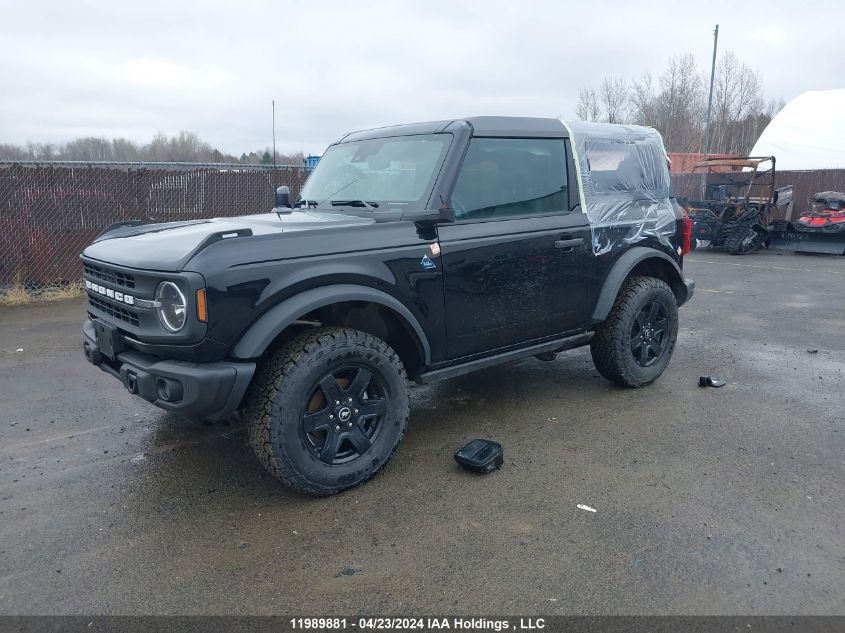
<box><xmin>230</xmin><ymin>284</ymin><xmax>431</xmax><ymax>375</ymax></box>
<box><xmin>592</xmin><ymin>247</ymin><xmax>689</xmax><ymax>323</ymax></box>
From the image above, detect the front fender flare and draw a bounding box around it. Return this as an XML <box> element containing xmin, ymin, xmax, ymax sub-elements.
<box><xmin>230</xmin><ymin>284</ymin><xmax>431</xmax><ymax>364</ymax></box>
<box><xmin>592</xmin><ymin>247</ymin><xmax>689</xmax><ymax>322</ymax></box>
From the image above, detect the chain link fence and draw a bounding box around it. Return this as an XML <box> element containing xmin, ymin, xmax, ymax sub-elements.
<box><xmin>0</xmin><ymin>161</ymin><xmax>311</xmax><ymax>298</ymax></box>
<box><xmin>3</xmin><ymin>160</ymin><xmax>845</xmax><ymax>302</ymax></box>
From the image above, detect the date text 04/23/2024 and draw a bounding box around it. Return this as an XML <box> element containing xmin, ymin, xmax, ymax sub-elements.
<box><xmin>289</xmin><ymin>618</ymin><xmax>546</xmax><ymax>630</ymax></box>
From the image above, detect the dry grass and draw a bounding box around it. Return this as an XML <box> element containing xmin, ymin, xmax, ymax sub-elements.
<box><xmin>0</xmin><ymin>283</ymin><xmax>85</xmax><ymax>307</ymax></box>
<box><xmin>38</xmin><ymin>284</ymin><xmax>86</xmax><ymax>302</ymax></box>
<box><xmin>0</xmin><ymin>286</ymin><xmax>33</xmax><ymax>306</ymax></box>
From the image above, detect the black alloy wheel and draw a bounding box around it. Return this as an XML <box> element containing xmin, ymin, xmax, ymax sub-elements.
<box><xmin>245</xmin><ymin>327</ymin><xmax>410</xmax><ymax>496</ymax></box>
<box><xmin>301</xmin><ymin>367</ymin><xmax>387</xmax><ymax>465</ymax></box>
<box><xmin>630</xmin><ymin>301</ymin><xmax>669</xmax><ymax>367</ymax></box>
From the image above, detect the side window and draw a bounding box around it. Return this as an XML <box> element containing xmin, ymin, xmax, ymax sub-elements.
<box><xmin>584</xmin><ymin>139</ymin><xmax>669</xmax><ymax>197</ymax></box>
<box><xmin>450</xmin><ymin>138</ymin><xmax>568</xmax><ymax>220</ymax></box>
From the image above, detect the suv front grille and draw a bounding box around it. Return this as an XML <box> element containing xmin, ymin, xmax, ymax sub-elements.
<box><xmin>83</xmin><ymin>263</ymin><xmax>136</xmax><ymax>289</ymax></box>
<box><xmin>88</xmin><ymin>296</ymin><xmax>140</xmax><ymax>327</ymax></box>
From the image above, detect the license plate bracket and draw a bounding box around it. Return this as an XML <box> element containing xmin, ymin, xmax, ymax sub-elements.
<box><xmin>94</xmin><ymin>319</ymin><xmax>124</xmax><ymax>360</ymax></box>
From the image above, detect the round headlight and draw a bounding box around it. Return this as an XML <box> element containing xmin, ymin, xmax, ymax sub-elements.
<box><xmin>156</xmin><ymin>281</ymin><xmax>187</xmax><ymax>332</ymax></box>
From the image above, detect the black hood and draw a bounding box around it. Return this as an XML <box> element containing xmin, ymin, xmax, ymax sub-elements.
<box><xmin>82</xmin><ymin>211</ymin><xmax>374</xmax><ymax>272</ymax></box>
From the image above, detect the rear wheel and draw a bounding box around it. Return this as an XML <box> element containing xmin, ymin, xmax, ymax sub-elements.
<box><xmin>244</xmin><ymin>327</ymin><xmax>410</xmax><ymax>496</ymax></box>
<box><xmin>590</xmin><ymin>276</ymin><xmax>679</xmax><ymax>387</ymax></box>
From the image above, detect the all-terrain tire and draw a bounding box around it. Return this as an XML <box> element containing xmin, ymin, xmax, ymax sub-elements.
<box><xmin>243</xmin><ymin>327</ymin><xmax>410</xmax><ymax>496</ymax></box>
<box><xmin>590</xmin><ymin>276</ymin><xmax>679</xmax><ymax>388</ymax></box>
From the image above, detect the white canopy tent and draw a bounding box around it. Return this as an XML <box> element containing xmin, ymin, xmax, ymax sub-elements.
<box><xmin>750</xmin><ymin>89</ymin><xmax>845</xmax><ymax>170</ymax></box>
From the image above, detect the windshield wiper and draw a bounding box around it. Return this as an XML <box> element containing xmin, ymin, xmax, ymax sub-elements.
<box><xmin>329</xmin><ymin>200</ymin><xmax>379</xmax><ymax>210</ymax></box>
<box><xmin>292</xmin><ymin>199</ymin><xmax>318</xmax><ymax>209</ymax></box>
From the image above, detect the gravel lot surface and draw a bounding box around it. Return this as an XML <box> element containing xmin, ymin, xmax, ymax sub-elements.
<box><xmin>1</xmin><ymin>250</ymin><xmax>843</xmax><ymax>615</ymax></box>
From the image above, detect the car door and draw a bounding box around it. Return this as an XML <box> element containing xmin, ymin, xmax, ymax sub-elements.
<box><xmin>437</xmin><ymin>137</ymin><xmax>593</xmax><ymax>360</ymax></box>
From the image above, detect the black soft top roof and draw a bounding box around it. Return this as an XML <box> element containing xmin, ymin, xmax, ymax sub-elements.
<box><xmin>339</xmin><ymin>116</ymin><xmax>568</xmax><ymax>143</ymax></box>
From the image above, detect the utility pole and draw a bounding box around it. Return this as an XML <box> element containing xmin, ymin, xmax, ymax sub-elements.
<box><xmin>703</xmin><ymin>24</ymin><xmax>719</xmax><ymax>156</ymax></box>
<box><xmin>272</xmin><ymin>100</ymin><xmax>277</xmax><ymax>167</ymax></box>
<box><xmin>700</xmin><ymin>24</ymin><xmax>719</xmax><ymax>200</ymax></box>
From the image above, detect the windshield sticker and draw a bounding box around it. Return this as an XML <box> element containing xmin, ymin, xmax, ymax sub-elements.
<box><xmin>430</xmin><ymin>243</ymin><xmax>441</xmax><ymax>256</ymax></box>
<box><xmin>420</xmin><ymin>255</ymin><xmax>437</xmax><ymax>270</ymax></box>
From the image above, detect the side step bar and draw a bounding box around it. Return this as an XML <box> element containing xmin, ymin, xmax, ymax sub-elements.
<box><xmin>415</xmin><ymin>332</ymin><xmax>594</xmax><ymax>385</ymax></box>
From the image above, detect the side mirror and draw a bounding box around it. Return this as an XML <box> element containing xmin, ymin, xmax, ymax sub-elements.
<box><xmin>274</xmin><ymin>186</ymin><xmax>291</xmax><ymax>208</ymax></box>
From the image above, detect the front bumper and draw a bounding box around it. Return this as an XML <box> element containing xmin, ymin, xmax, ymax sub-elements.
<box><xmin>83</xmin><ymin>319</ymin><xmax>255</xmax><ymax>421</ymax></box>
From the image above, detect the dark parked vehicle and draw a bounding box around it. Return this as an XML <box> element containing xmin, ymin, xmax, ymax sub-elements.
<box><xmin>81</xmin><ymin>117</ymin><xmax>695</xmax><ymax>495</ymax></box>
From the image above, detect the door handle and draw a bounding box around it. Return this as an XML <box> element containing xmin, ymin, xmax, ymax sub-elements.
<box><xmin>554</xmin><ymin>237</ymin><xmax>584</xmax><ymax>250</ymax></box>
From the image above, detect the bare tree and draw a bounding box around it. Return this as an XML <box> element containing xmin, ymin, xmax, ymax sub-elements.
<box><xmin>63</xmin><ymin>137</ymin><xmax>114</xmax><ymax>161</ymax></box>
<box><xmin>111</xmin><ymin>138</ymin><xmax>141</xmax><ymax>161</ymax></box>
<box><xmin>709</xmin><ymin>51</ymin><xmax>767</xmax><ymax>154</ymax></box>
<box><xmin>577</xmin><ymin>50</ymin><xmax>781</xmax><ymax>157</ymax></box>
<box><xmin>699</xmin><ymin>52</ymin><xmax>781</xmax><ymax>156</ymax></box>
<box><xmin>628</xmin><ymin>56</ymin><xmax>705</xmax><ymax>151</ymax></box>
<box><xmin>765</xmin><ymin>98</ymin><xmax>786</xmax><ymax>117</ymax></box>
<box><xmin>655</xmin><ymin>54</ymin><xmax>705</xmax><ymax>153</ymax></box>
<box><xmin>0</xmin><ymin>132</ymin><xmax>307</xmax><ymax>164</ymax></box>
<box><xmin>599</xmin><ymin>77</ymin><xmax>629</xmax><ymax>124</ymax></box>
<box><xmin>575</xmin><ymin>88</ymin><xmax>601</xmax><ymax>122</ymax></box>
<box><xmin>630</xmin><ymin>72</ymin><xmax>659</xmax><ymax>128</ymax></box>
<box><xmin>0</xmin><ymin>143</ymin><xmax>31</xmax><ymax>160</ymax></box>
<box><xmin>24</xmin><ymin>141</ymin><xmax>58</xmax><ymax>160</ymax></box>
<box><xmin>577</xmin><ymin>80</ymin><xmax>629</xmax><ymax>124</ymax></box>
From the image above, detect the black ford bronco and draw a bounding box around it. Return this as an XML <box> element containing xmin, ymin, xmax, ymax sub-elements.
<box><xmin>81</xmin><ymin>117</ymin><xmax>694</xmax><ymax>495</ymax></box>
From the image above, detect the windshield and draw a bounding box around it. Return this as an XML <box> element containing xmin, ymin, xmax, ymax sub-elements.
<box><xmin>298</xmin><ymin>134</ymin><xmax>451</xmax><ymax>210</ymax></box>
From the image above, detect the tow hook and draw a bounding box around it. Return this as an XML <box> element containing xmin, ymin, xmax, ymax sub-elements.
<box><xmin>125</xmin><ymin>371</ymin><xmax>138</xmax><ymax>394</ymax></box>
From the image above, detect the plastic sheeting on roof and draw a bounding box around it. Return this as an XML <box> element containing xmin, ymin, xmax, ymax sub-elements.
<box><xmin>563</xmin><ymin>120</ymin><xmax>676</xmax><ymax>255</ymax></box>
<box><xmin>750</xmin><ymin>89</ymin><xmax>845</xmax><ymax>171</ymax></box>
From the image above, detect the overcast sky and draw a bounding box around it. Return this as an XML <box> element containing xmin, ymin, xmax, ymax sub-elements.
<box><xmin>1</xmin><ymin>0</ymin><xmax>842</xmax><ymax>156</ymax></box>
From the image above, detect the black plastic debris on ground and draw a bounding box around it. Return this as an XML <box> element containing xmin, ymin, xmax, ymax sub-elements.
<box><xmin>454</xmin><ymin>439</ymin><xmax>503</xmax><ymax>473</ymax></box>
<box><xmin>699</xmin><ymin>376</ymin><xmax>726</xmax><ymax>388</ymax></box>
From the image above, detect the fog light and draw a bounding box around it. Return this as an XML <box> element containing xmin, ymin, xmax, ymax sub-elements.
<box><xmin>155</xmin><ymin>378</ymin><xmax>183</xmax><ymax>402</ymax></box>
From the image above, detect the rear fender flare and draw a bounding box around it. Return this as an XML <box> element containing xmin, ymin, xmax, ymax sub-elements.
<box><xmin>230</xmin><ymin>284</ymin><xmax>431</xmax><ymax>364</ymax></box>
<box><xmin>592</xmin><ymin>247</ymin><xmax>686</xmax><ymax>322</ymax></box>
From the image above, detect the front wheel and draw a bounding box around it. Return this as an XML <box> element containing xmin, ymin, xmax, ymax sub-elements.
<box><xmin>244</xmin><ymin>327</ymin><xmax>410</xmax><ymax>496</ymax></box>
<box><xmin>590</xmin><ymin>276</ymin><xmax>679</xmax><ymax>388</ymax></box>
